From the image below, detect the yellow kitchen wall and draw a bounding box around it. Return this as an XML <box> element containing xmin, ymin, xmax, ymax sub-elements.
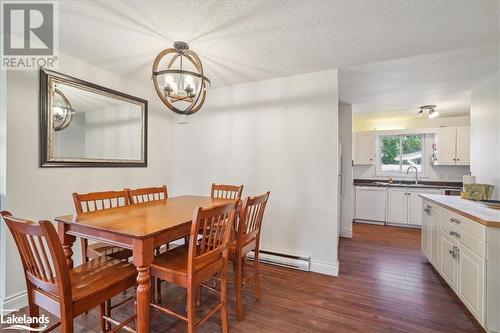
<box><xmin>353</xmin><ymin>115</ymin><xmax>469</xmax><ymax>132</ymax></box>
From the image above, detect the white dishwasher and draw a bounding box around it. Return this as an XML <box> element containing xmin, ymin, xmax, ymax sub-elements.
<box><xmin>354</xmin><ymin>186</ymin><xmax>387</xmax><ymax>224</ymax></box>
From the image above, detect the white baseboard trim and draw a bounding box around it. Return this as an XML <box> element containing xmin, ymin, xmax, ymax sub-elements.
<box><xmin>1</xmin><ymin>290</ymin><xmax>27</xmax><ymax>313</ymax></box>
<box><xmin>353</xmin><ymin>219</ymin><xmax>385</xmax><ymax>226</ymax></box>
<box><xmin>310</xmin><ymin>260</ymin><xmax>339</xmax><ymax>276</ymax></box>
<box><xmin>340</xmin><ymin>229</ymin><xmax>352</xmax><ymax>238</ymax></box>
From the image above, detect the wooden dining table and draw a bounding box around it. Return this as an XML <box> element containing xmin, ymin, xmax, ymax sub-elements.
<box><xmin>55</xmin><ymin>195</ymin><xmax>232</xmax><ymax>333</ymax></box>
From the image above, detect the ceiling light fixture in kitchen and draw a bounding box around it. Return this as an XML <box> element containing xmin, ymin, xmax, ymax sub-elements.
<box><xmin>417</xmin><ymin>105</ymin><xmax>438</xmax><ymax>119</ymax></box>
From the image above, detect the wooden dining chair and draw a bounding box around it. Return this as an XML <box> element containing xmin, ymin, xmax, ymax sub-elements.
<box><xmin>211</xmin><ymin>183</ymin><xmax>244</xmax><ymax>200</ymax></box>
<box><xmin>72</xmin><ymin>190</ymin><xmax>132</xmax><ymax>264</ymax></box>
<box><xmin>229</xmin><ymin>192</ymin><xmax>270</xmax><ymax>320</ymax></box>
<box><xmin>1</xmin><ymin>211</ymin><xmax>137</xmax><ymax>333</ymax></box>
<box><xmin>149</xmin><ymin>201</ymin><xmax>237</xmax><ymax>333</ymax></box>
<box><xmin>126</xmin><ymin>185</ymin><xmax>168</xmax><ymax>204</ymax></box>
<box><xmin>125</xmin><ymin>185</ymin><xmax>169</xmax><ymax>302</ymax></box>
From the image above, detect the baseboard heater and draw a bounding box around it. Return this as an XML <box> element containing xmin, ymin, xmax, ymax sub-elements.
<box><xmin>246</xmin><ymin>250</ymin><xmax>311</xmax><ymax>272</ymax></box>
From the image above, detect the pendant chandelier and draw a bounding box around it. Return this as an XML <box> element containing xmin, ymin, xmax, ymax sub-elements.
<box><xmin>152</xmin><ymin>41</ymin><xmax>211</xmax><ymax>115</ymax></box>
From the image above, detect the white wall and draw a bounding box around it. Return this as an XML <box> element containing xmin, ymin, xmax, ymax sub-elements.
<box><xmin>1</xmin><ymin>54</ymin><xmax>175</xmax><ymax>310</ymax></box>
<box><xmin>339</xmin><ymin>103</ymin><xmax>353</xmax><ymax>238</ymax></box>
<box><xmin>470</xmin><ymin>72</ymin><xmax>500</xmax><ymax>199</ymax></box>
<box><xmin>171</xmin><ymin>70</ymin><xmax>340</xmax><ymax>276</ymax></box>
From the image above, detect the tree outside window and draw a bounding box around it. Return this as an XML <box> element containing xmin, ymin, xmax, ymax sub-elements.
<box><xmin>380</xmin><ymin>135</ymin><xmax>423</xmax><ymax>173</ymax></box>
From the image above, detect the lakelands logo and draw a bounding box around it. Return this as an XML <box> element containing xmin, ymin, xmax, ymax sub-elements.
<box><xmin>1</xmin><ymin>1</ymin><xmax>59</xmax><ymax>69</ymax></box>
<box><xmin>1</xmin><ymin>309</ymin><xmax>49</xmax><ymax>331</ymax></box>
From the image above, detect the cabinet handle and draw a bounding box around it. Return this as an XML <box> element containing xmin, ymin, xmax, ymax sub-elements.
<box><xmin>449</xmin><ymin>231</ymin><xmax>461</xmax><ymax>238</ymax></box>
<box><xmin>449</xmin><ymin>246</ymin><xmax>459</xmax><ymax>259</ymax></box>
<box><xmin>424</xmin><ymin>206</ymin><xmax>431</xmax><ymax>215</ymax></box>
<box><xmin>450</xmin><ymin>218</ymin><xmax>461</xmax><ymax>224</ymax></box>
<box><xmin>453</xmin><ymin>158</ymin><xmax>456</xmax><ymax>161</ymax></box>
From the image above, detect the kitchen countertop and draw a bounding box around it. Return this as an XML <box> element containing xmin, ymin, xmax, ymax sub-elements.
<box><xmin>354</xmin><ymin>179</ymin><xmax>462</xmax><ymax>190</ymax></box>
<box><xmin>420</xmin><ymin>194</ymin><xmax>500</xmax><ymax>227</ymax></box>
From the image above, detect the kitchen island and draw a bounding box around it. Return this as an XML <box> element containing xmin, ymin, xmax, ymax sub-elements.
<box><xmin>420</xmin><ymin>194</ymin><xmax>500</xmax><ymax>333</ymax></box>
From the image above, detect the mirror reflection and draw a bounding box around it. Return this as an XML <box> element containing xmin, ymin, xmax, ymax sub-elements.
<box><xmin>51</xmin><ymin>82</ymin><xmax>143</xmax><ymax>161</ymax></box>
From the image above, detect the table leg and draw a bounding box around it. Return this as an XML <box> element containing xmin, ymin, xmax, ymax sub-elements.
<box><xmin>58</xmin><ymin>222</ymin><xmax>76</xmax><ymax>269</ymax></box>
<box><xmin>133</xmin><ymin>238</ymin><xmax>154</xmax><ymax>333</ymax></box>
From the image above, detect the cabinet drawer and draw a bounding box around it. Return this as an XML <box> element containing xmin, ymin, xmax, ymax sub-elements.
<box><xmin>440</xmin><ymin>218</ymin><xmax>486</xmax><ymax>259</ymax></box>
<box><xmin>439</xmin><ymin>208</ymin><xmax>486</xmax><ymax>242</ymax></box>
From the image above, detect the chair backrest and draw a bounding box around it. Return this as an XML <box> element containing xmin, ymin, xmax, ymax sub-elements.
<box><xmin>126</xmin><ymin>185</ymin><xmax>168</xmax><ymax>204</ymax></box>
<box><xmin>237</xmin><ymin>192</ymin><xmax>270</xmax><ymax>245</ymax></box>
<box><xmin>188</xmin><ymin>201</ymin><xmax>237</xmax><ymax>273</ymax></box>
<box><xmin>0</xmin><ymin>211</ymin><xmax>71</xmax><ymax>301</ymax></box>
<box><xmin>72</xmin><ymin>190</ymin><xmax>130</xmax><ymax>213</ymax></box>
<box><xmin>210</xmin><ymin>183</ymin><xmax>243</xmax><ymax>200</ymax></box>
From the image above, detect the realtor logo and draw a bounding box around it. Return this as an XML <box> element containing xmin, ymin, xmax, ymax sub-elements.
<box><xmin>1</xmin><ymin>1</ymin><xmax>58</xmax><ymax>69</ymax></box>
<box><xmin>1</xmin><ymin>309</ymin><xmax>50</xmax><ymax>331</ymax></box>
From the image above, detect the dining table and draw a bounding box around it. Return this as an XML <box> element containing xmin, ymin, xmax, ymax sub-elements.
<box><xmin>55</xmin><ymin>195</ymin><xmax>233</xmax><ymax>333</ymax></box>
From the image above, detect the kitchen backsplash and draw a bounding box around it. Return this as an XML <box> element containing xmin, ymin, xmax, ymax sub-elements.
<box><xmin>353</xmin><ymin>164</ymin><xmax>470</xmax><ymax>182</ymax></box>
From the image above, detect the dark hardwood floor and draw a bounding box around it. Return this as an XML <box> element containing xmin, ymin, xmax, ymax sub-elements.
<box><xmin>2</xmin><ymin>223</ymin><xmax>484</xmax><ymax>332</ymax></box>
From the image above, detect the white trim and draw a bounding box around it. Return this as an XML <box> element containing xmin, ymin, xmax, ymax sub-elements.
<box><xmin>354</xmin><ymin>219</ymin><xmax>385</xmax><ymax>226</ymax></box>
<box><xmin>310</xmin><ymin>259</ymin><xmax>339</xmax><ymax>276</ymax></box>
<box><xmin>1</xmin><ymin>290</ymin><xmax>27</xmax><ymax>314</ymax></box>
<box><xmin>340</xmin><ymin>229</ymin><xmax>352</xmax><ymax>238</ymax></box>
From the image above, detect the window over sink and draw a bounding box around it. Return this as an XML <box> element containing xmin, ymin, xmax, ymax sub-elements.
<box><xmin>378</xmin><ymin>134</ymin><xmax>424</xmax><ymax>175</ymax></box>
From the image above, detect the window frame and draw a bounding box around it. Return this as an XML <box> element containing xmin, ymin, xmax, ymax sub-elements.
<box><xmin>375</xmin><ymin>134</ymin><xmax>427</xmax><ymax>177</ymax></box>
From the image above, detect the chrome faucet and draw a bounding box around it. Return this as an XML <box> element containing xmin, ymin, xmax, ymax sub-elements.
<box><xmin>406</xmin><ymin>166</ymin><xmax>419</xmax><ymax>184</ymax></box>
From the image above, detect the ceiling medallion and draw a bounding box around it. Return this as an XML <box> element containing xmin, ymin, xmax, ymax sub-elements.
<box><xmin>417</xmin><ymin>104</ymin><xmax>439</xmax><ymax>119</ymax></box>
<box><xmin>152</xmin><ymin>41</ymin><xmax>211</xmax><ymax>115</ymax></box>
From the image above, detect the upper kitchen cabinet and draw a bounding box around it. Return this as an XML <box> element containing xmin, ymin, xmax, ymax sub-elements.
<box><xmin>455</xmin><ymin>127</ymin><xmax>470</xmax><ymax>165</ymax></box>
<box><xmin>354</xmin><ymin>132</ymin><xmax>376</xmax><ymax>165</ymax></box>
<box><xmin>433</xmin><ymin>127</ymin><xmax>470</xmax><ymax>166</ymax></box>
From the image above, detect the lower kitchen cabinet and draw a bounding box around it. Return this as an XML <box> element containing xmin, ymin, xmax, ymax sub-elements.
<box><xmin>458</xmin><ymin>243</ymin><xmax>485</xmax><ymax>323</ymax></box>
<box><xmin>387</xmin><ymin>188</ymin><xmax>407</xmax><ymax>224</ymax></box>
<box><xmin>388</xmin><ymin>188</ymin><xmax>440</xmax><ymax>226</ymax></box>
<box><xmin>439</xmin><ymin>229</ymin><xmax>459</xmax><ymax>290</ymax></box>
<box><xmin>421</xmin><ymin>198</ymin><xmax>491</xmax><ymax>331</ymax></box>
<box><xmin>422</xmin><ymin>203</ymin><xmax>440</xmax><ymax>267</ymax></box>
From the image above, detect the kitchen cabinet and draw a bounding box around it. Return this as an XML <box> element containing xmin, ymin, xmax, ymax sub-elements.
<box><xmin>433</xmin><ymin>127</ymin><xmax>470</xmax><ymax>166</ymax></box>
<box><xmin>355</xmin><ymin>132</ymin><xmax>375</xmax><ymax>165</ymax></box>
<box><xmin>387</xmin><ymin>188</ymin><xmax>408</xmax><ymax>224</ymax></box>
<box><xmin>421</xmin><ymin>203</ymin><xmax>431</xmax><ymax>258</ymax></box>
<box><xmin>455</xmin><ymin>127</ymin><xmax>470</xmax><ymax>165</ymax></box>
<box><xmin>422</xmin><ymin>203</ymin><xmax>440</xmax><ymax>267</ymax></box>
<box><xmin>430</xmin><ymin>205</ymin><xmax>440</xmax><ymax>267</ymax></box>
<box><xmin>458</xmin><ymin>243</ymin><xmax>485</xmax><ymax>322</ymax></box>
<box><xmin>387</xmin><ymin>188</ymin><xmax>440</xmax><ymax>226</ymax></box>
<box><xmin>439</xmin><ymin>229</ymin><xmax>459</xmax><ymax>290</ymax></box>
<box><xmin>421</xmin><ymin>197</ymin><xmax>491</xmax><ymax>330</ymax></box>
<box><xmin>354</xmin><ymin>186</ymin><xmax>386</xmax><ymax>222</ymax></box>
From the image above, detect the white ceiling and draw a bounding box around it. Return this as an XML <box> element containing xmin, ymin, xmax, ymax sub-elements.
<box><xmin>340</xmin><ymin>44</ymin><xmax>500</xmax><ymax>119</ymax></box>
<box><xmin>58</xmin><ymin>0</ymin><xmax>500</xmax><ymax>89</ymax></box>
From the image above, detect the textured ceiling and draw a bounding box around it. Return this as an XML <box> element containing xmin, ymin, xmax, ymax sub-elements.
<box><xmin>58</xmin><ymin>0</ymin><xmax>500</xmax><ymax>89</ymax></box>
<box><xmin>340</xmin><ymin>44</ymin><xmax>500</xmax><ymax>119</ymax></box>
